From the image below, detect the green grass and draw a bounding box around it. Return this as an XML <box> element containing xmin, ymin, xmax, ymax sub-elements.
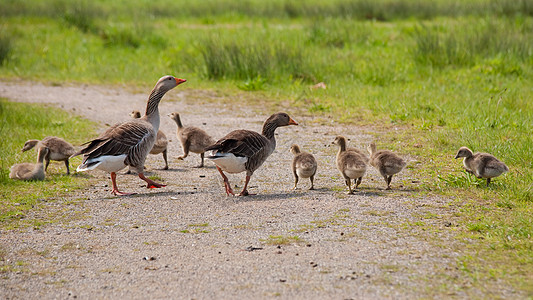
<box><xmin>0</xmin><ymin>0</ymin><xmax>532</xmax><ymax>296</ymax></box>
<box><xmin>0</xmin><ymin>99</ymin><xmax>97</xmax><ymax>227</ymax></box>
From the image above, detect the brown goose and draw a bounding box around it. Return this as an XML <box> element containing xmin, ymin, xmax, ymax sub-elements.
<box><xmin>206</xmin><ymin>112</ymin><xmax>298</xmax><ymax>196</ymax></box>
<box><xmin>10</xmin><ymin>147</ymin><xmax>49</xmax><ymax>181</ymax></box>
<box><xmin>71</xmin><ymin>75</ymin><xmax>186</xmax><ymax>196</ymax></box>
<box><xmin>454</xmin><ymin>146</ymin><xmax>509</xmax><ymax>186</ymax></box>
<box><xmin>130</xmin><ymin>110</ymin><xmax>169</xmax><ymax>170</ymax></box>
<box><xmin>367</xmin><ymin>142</ymin><xmax>406</xmax><ymax>190</ymax></box>
<box><xmin>290</xmin><ymin>144</ymin><xmax>317</xmax><ymax>190</ymax></box>
<box><xmin>333</xmin><ymin>136</ymin><xmax>367</xmax><ymax>194</ymax></box>
<box><xmin>21</xmin><ymin>136</ymin><xmax>75</xmax><ymax>174</ymax></box>
<box><xmin>168</xmin><ymin>112</ymin><xmax>215</xmax><ymax>168</ymax></box>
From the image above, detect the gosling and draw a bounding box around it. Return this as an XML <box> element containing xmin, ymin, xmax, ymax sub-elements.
<box><xmin>10</xmin><ymin>147</ymin><xmax>50</xmax><ymax>181</ymax></box>
<box><xmin>333</xmin><ymin>136</ymin><xmax>367</xmax><ymax>194</ymax></box>
<box><xmin>290</xmin><ymin>144</ymin><xmax>318</xmax><ymax>190</ymax></box>
<box><xmin>454</xmin><ymin>146</ymin><xmax>508</xmax><ymax>186</ymax></box>
<box><xmin>168</xmin><ymin>112</ymin><xmax>215</xmax><ymax>168</ymax></box>
<box><xmin>130</xmin><ymin>110</ymin><xmax>169</xmax><ymax>170</ymax></box>
<box><xmin>367</xmin><ymin>142</ymin><xmax>406</xmax><ymax>190</ymax></box>
<box><xmin>22</xmin><ymin>136</ymin><xmax>75</xmax><ymax>174</ymax></box>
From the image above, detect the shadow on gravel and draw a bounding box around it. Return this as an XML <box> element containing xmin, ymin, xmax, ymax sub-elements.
<box><xmin>234</xmin><ymin>192</ymin><xmax>302</xmax><ymax>202</ymax></box>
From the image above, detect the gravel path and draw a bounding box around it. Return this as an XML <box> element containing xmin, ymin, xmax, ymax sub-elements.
<box><xmin>0</xmin><ymin>81</ymin><xmax>477</xmax><ymax>299</ymax></box>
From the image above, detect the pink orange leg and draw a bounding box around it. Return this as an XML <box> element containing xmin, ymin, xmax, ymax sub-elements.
<box><xmin>110</xmin><ymin>172</ymin><xmax>136</xmax><ymax>196</ymax></box>
<box><xmin>239</xmin><ymin>175</ymin><xmax>255</xmax><ymax>196</ymax></box>
<box><xmin>216</xmin><ymin>166</ymin><xmax>234</xmax><ymax>196</ymax></box>
<box><xmin>138</xmin><ymin>173</ymin><xmax>166</xmax><ymax>189</ymax></box>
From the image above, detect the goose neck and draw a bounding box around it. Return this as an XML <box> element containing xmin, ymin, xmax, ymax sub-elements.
<box><xmin>145</xmin><ymin>88</ymin><xmax>165</xmax><ymax>116</ymax></box>
<box><xmin>262</xmin><ymin>121</ymin><xmax>278</xmax><ymax>140</ymax></box>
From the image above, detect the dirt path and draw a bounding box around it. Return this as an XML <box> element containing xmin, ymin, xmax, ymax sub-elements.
<box><xmin>0</xmin><ymin>81</ymin><xmax>478</xmax><ymax>299</ymax></box>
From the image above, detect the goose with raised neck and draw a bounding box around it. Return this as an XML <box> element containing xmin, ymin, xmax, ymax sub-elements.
<box><xmin>71</xmin><ymin>75</ymin><xmax>186</xmax><ymax>196</ymax></box>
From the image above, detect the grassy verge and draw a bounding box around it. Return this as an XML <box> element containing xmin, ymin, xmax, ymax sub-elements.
<box><xmin>0</xmin><ymin>0</ymin><xmax>531</xmax><ymax>295</ymax></box>
<box><xmin>0</xmin><ymin>99</ymin><xmax>97</xmax><ymax>228</ymax></box>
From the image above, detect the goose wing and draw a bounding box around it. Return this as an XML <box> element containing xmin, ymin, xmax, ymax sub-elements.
<box><xmin>206</xmin><ymin>130</ymin><xmax>267</xmax><ymax>158</ymax></box>
<box><xmin>73</xmin><ymin>120</ymin><xmax>155</xmax><ymax>167</ymax></box>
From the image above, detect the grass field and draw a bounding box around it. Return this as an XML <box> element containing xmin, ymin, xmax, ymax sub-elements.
<box><xmin>0</xmin><ymin>0</ymin><xmax>532</xmax><ymax>295</ymax></box>
<box><xmin>0</xmin><ymin>100</ymin><xmax>97</xmax><ymax>228</ymax></box>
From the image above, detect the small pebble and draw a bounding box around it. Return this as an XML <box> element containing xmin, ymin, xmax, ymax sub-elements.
<box><xmin>143</xmin><ymin>256</ymin><xmax>156</xmax><ymax>261</ymax></box>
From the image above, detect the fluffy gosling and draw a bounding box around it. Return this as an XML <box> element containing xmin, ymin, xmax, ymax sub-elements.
<box><xmin>290</xmin><ymin>144</ymin><xmax>318</xmax><ymax>190</ymax></box>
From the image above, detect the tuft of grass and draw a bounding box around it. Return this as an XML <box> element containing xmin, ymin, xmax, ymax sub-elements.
<box><xmin>196</xmin><ymin>33</ymin><xmax>315</xmax><ymax>83</ymax></box>
<box><xmin>413</xmin><ymin>19</ymin><xmax>533</xmax><ymax>67</ymax></box>
<box><xmin>0</xmin><ymin>29</ymin><xmax>12</xmax><ymax>66</ymax></box>
<box><xmin>261</xmin><ymin>235</ymin><xmax>304</xmax><ymax>246</ymax></box>
<box><xmin>61</xmin><ymin>0</ymin><xmax>102</xmax><ymax>34</ymax></box>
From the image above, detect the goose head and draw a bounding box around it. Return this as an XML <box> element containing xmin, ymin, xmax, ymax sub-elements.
<box><xmin>21</xmin><ymin>140</ymin><xmax>39</xmax><ymax>152</ymax></box>
<box><xmin>167</xmin><ymin>112</ymin><xmax>180</xmax><ymax>121</ymax></box>
<box><xmin>290</xmin><ymin>144</ymin><xmax>301</xmax><ymax>155</ymax></box>
<box><xmin>367</xmin><ymin>142</ymin><xmax>377</xmax><ymax>155</ymax></box>
<box><xmin>130</xmin><ymin>110</ymin><xmax>142</xmax><ymax>119</ymax></box>
<box><xmin>332</xmin><ymin>136</ymin><xmax>346</xmax><ymax>147</ymax></box>
<box><xmin>154</xmin><ymin>75</ymin><xmax>187</xmax><ymax>93</ymax></box>
<box><xmin>455</xmin><ymin>146</ymin><xmax>473</xmax><ymax>159</ymax></box>
<box><xmin>265</xmin><ymin>112</ymin><xmax>298</xmax><ymax>128</ymax></box>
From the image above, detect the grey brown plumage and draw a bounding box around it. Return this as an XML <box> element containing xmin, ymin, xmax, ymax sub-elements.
<box><xmin>22</xmin><ymin>136</ymin><xmax>75</xmax><ymax>174</ymax></box>
<box><xmin>130</xmin><ymin>110</ymin><xmax>169</xmax><ymax>170</ymax></box>
<box><xmin>367</xmin><ymin>142</ymin><xmax>406</xmax><ymax>190</ymax></box>
<box><xmin>71</xmin><ymin>75</ymin><xmax>186</xmax><ymax>196</ymax></box>
<box><xmin>333</xmin><ymin>136</ymin><xmax>367</xmax><ymax>194</ymax></box>
<box><xmin>10</xmin><ymin>147</ymin><xmax>49</xmax><ymax>181</ymax></box>
<box><xmin>454</xmin><ymin>146</ymin><xmax>508</xmax><ymax>186</ymax></box>
<box><xmin>168</xmin><ymin>112</ymin><xmax>215</xmax><ymax>168</ymax></box>
<box><xmin>290</xmin><ymin>144</ymin><xmax>317</xmax><ymax>190</ymax></box>
<box><xmin>206</xmin><ymin>112</ymin><xmax>298</xmax><ymax>196</ymax></box>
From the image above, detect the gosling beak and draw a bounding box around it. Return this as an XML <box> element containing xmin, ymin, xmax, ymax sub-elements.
<box><xmin>454</xmin><ymin>154</ymin><xmax>460</xmax><ymax>159</ymax></box>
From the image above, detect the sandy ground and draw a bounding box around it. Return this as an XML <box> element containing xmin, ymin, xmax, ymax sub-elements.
<box><xmin>0</xmin><ymin>80</ymin><xmax>512</xmax><ymax>299</ymax></box>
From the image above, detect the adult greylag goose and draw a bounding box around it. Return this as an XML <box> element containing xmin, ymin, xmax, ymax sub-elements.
<box><xmin>333</xmin><ymin>136</ymin><xmax>367</xmax><ymax>194</ymax></box>
<box><xmin>130</xmin><ymin>110</ymin><xmax>169</xmax><ymax>170</ymax></box>
<box><xmin>206</xmin><ymin>112</ymin><xmax>298</xmax><ymax>196</ymax></box>
<box><xmin>290</xmin><ymin>144</ymin><xmax>317</xmax><ymax>190</ymax></box>
<box><xmin>454</xmin><ymin>146</ymin><xmax>508</xmax><ymax>186</ymax></box>
<box><xmin>71</xmin><ymin>75</ymin><xmax>186</xmax><ymax>196</ymax></box>
<box><xmin>10</xmin><ymin>147</ymin><xmax>49</xmax><ymax>181</ymax></box>
<box><xmin>168</xmin><ymin>112</ymin><xmax>215</xmax><ymax>168</ymax></box>
<box><xmin>367</xmin><ymin>142</ymin><xmax>406</xmax><ymax>190</ymax></box>
<box><xmin>21</xmin><ymin>136</ymin><xmax>76</xmax><ymax>174</ymax></box>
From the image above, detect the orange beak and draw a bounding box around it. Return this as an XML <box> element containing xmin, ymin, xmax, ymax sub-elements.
<box><xmin>288</xmin><ymin>118</ymin><xmax>298</xmax><ymax>125</ymax></box>
<box><xmin>175</xmin><ymin>78</ymin><xmax>187</xmax><ymax>85</ymax></box>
